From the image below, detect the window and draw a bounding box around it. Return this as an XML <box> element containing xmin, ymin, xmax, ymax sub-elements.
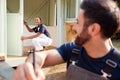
<box><xmin>7</xmin><ymin>0</ymin><xmax>19</xmax><ymax>13</ymax></box>
<box><xmin>66</xmin><ymin>0</ymin><xmax>76</xmax><ymax>18</ymax></box>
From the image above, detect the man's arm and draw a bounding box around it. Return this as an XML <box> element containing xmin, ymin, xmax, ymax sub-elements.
<box><xmin>27</xmin><ymin>49</ymin><xmax>65</xmax><ymax>67</ymax></box>
<box><xmin>21</xmin><ymin>32</ymin><xmax>41</xmax><ymax>41</ymax></box>
<box><xmin>24</xmin><ymin>20</ymin><xmax>34</xmax><ymax>32</ymax></box>
<box><xmin>14</xmin><ymin>49</ymin><xmax>64</xmax><ymax>80</ymax></box>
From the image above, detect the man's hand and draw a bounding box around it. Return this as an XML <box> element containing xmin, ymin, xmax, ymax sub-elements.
<box><xmin>14</xmin><ymin>62</ymin><xmax>46</xmax><ymax>80</ymax></box>
<box><xmin>24</xmin><ymin>20</ymin><xmax>28</xmax><ymax>26</ymax></box>
<box><xmin>21</xmin><ymin>36</ymin><xmax>27</xmax><ymax>41</ymax></box>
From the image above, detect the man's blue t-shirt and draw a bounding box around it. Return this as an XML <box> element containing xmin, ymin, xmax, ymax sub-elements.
<box><xmin>56</xmin><ymin>42</ymin><xmax>120</xmax><ymax>80</ymax></box>
<box><xmin>32</xmin><ymin>24</ymin><xmax>51</xmax><ymax>38</ymax></box>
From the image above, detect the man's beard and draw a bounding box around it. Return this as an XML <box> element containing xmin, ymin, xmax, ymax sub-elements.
<box><xmin>75</xmin><ymin>27</ymin><xmax>91</xmax><ymax>46</ymax></box>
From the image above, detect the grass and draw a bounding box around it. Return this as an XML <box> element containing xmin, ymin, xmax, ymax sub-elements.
<box><xmin>112</xmin><ymin>39</ymin><xmax>120</xmax><ymax>50</ymax></box>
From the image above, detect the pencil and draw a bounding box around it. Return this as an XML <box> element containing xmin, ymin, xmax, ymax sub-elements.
<box><xmin>32</xmin><ymin>49</ymin><xmax>35</xmax><ymax>71</ymax></box>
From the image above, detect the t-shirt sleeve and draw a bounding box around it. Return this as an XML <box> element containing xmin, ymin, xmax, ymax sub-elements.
<box><xmin>39</xmin><ymin>24</ymin><xmax>45</xmax><ymax>33</ymax></box>
<box><xmin>32</xmin><ymin>27</ymin><xmax>38</xmax><ymax>33</ymax></box>
<box><xmin>56</xmin><ymin>42</ymin><xmax>75</xmax><ymax>62</ymax></box>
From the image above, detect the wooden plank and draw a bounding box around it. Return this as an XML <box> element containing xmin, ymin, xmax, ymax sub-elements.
<box><xmin>6</xmin><ymin>56</ymin><xmax>27</xmax><ymax>67</ymax></box>
<box><xmin>65</xmin><ymin>21</ymin><xmax>77</xmax><ymax>42</ymax></box>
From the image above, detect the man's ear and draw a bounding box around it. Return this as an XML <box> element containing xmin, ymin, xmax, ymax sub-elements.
<box><xmin>88</xmin><ymin>23</ymin><xmax>101</xmax><ymax>36</ymax></box>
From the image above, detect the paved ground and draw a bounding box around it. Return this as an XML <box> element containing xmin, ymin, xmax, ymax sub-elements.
<box><xmin>43</xmin><ymin>63</ymin><xmax>66</xmax><ymax>80</ymax></box>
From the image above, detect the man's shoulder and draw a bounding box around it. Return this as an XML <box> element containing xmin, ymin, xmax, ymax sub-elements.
<box><xmin>59</xmin><ymin>42</ymin><xmax>83</xmax><ymax>51</ymax></box>
<box><xmin>56</xmin><ymin>42</ymin><xmax>74</xmax><ymax>50</ymax></box>
<box><xmin>40</xmin><ymin>24</ymin><xmax>46</xmax><ymax>27</ymax></box>
<box><xmin>63</xmin><ymin>42</ymin><xmax>75</xmax><ymax>48</ymax></box>
<box><xmin>111</xmin><ymin>47</ymin><xmax>120</xmax><ymax>64</ymax></box>
<box><xmin>113</xmin><ymin>47</ymin><xmax>120</xmax><ymax>55</ymax></box>
<box><xmin>39</xmin><ymin>24</ymin><xmax>47</xmax><ymax>29</ymax></box>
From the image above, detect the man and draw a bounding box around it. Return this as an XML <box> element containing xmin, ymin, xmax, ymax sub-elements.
<box><xmin>14</xmin><ymin>0</ymin><xmax>120</xmax><ymax>80</ymax></box>
<box><xmin>22</xmin><ymin>17</ymin><xmax>52</xmax><ymax>51</ymax></box>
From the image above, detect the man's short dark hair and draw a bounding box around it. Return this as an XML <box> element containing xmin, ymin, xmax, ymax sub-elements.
<box><xmin>38</xmin><ymin>17</ymin><xmax>42</xmax><ymax>21</ymax></box>
<box><xmin>80</xmin><ymin>0</ymin><xmax>120</xmax><ymax>38</ymax></box>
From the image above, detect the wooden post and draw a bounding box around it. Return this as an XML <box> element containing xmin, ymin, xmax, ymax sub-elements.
<box><xmin>56</xmin><ymin>0</ymin><xmax>62</xmax><ymax>45</ymax></box>
<box><xmin>0</xmin><ymin>0</ymin><xmax>7</xmax><ymax>59</ymax></box>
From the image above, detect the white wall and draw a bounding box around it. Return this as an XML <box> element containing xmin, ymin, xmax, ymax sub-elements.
<box><xmin>47</xmin><ymin>26</ymin><xmax>58</xmax><ymax>46</ymax></box>
<box><xmin>7</xmin><ymin>13</ymin><xmax>23</xmax><ymax>56</ymax></box>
